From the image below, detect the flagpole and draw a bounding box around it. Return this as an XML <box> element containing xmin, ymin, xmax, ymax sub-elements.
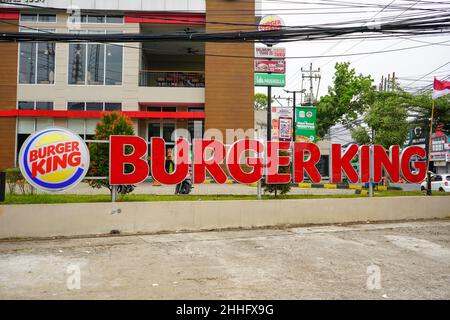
<box><xmin>426</xmin><ymin>86</ymin><xmax>436</xmax><ymax>196</ymax></box>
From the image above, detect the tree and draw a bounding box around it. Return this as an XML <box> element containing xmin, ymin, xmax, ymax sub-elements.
<box><xmin>254</xmin><ymin>93</ymin><xmax>273</xmax><ymax>110</ymax></box>
<box><xmin>316</xmin><ymin>62</ymin><xmax>375</xmax><ymax>138</ymax></box>
<box><xmin>262</xmin><ymin>150</ymin><xmax>291</xmax><ymax>197</ymax></box>
<box><xmin>409</xmin><ymin>92</ymin><xmax>450</xmax><ymax>135</ymax></box>
<box><xmin>351</xmin><ymin>91</ymin><xmax>410</xmax><ymax>148</ymax></box>
<box><xmin>87</xmin><ymin>112</ymin><xmax>135</xmax><ymax>194</ymax></box>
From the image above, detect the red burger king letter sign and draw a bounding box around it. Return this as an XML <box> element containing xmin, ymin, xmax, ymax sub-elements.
<box><xmin>109</xmin><ymin>137</ymin><xmax>428</xmax><ymax>186</ymax></box>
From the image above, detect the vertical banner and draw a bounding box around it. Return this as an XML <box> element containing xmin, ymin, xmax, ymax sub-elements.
<box><xmin>295</xmin><ymin>106</ymin><xmax>317</xmax><ymax>143</ymax></box>
<box><xmin>271</xmin><ymin>106</ymin><xmax>293</xmax><ymax>142</ymax></box>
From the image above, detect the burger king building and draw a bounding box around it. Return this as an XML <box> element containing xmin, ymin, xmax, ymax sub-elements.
<box><xmin>0</xmin><ymin>0</ymin><xmax>258</xmax><ymax>170</ymax></box>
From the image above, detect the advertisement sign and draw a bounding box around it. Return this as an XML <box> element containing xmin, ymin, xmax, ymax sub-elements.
<box><xmin>19</xmin><ymin>128</ymin><xmax>90</xmax><ymax>193</ymax></box>
<box><xmin>255</xmin><ymin>59</ymin><xmax>286</xmax><ymax>73</ymax></box>
<box><xmin>295</xmin><ymin>106</ymin><xmax>317</xmax><ymax>143</ymax></box>
<box><xmin>258</xmin><ymin>15</ymin><xmax>285</xmax><ymax>45</ymax></box>
<box><xmin>255</xmin><ymin>73</ymin><xmax>286</xmax><ymax>87</ymax></box>
<box><xmin>271</xmin><ymin>106</ymin><xmax>293</xmax><ymax>142</ymax></box>
<box><xmin>255</xmin><ymin>47</ymin><xmax>286</xmax><ymax>59</ymax></box>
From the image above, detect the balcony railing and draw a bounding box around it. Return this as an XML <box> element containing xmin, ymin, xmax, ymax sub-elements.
<box><xmin>139</xmin><ymin>71</ymin><xmax>205</xmax><ymax>88</ymax></box>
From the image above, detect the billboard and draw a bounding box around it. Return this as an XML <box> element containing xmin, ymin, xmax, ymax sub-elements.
<box><xmin>255</xmin><ymin>47</ymin><xmax>286</xmax><ymax>59</ymax></box>
<box><xmin>295</xmin><ymin>106</ymin><xmax>317</xmax><ymax>143</ymax></box>
<box><xmin>271</xmin><ymin>106</ymin><xmax>293</xmax><ymax>142</ymax></box>
<box><xmin>255</xmin><ymin>59</ymin><xmax>286</xmax><ymax>73</ymax></box>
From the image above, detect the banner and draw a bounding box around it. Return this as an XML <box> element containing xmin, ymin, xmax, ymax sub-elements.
<box><xmin>295</xmin><ymin>106</ymin><xmax>317</xmax><ymax>143</ymax></box>
<box><xmin>271</xmin><ymin>106</ymin><xmax>293</xmax><ymax>142</ymax></box>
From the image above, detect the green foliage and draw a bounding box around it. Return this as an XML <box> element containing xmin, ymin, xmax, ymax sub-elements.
<box><xmin>5</xmin><ymin>167</ymin><xmax>35</xmax><ymax>195</ymax></box>
<box><xmin>317</xmin><ymin>62</ymin><xmax>375</xmax><ymax>138</ymax></box>
<box><xmin>408</xmin><ymin>92</ymin><xmax>450</xmax><ymax>134</ymax></box>
<box><xmin>87</xmin><ymin>112</ymin><xmax>135</xmax><ymax>193</ymax></box>
<box><xmin>351</xmin><ymin>91</ymin><xmax>410</xmax><ymax>148</ymax></box>
<box><xmin>262</xmin><ymin>150</ymin><xmax>292</xmax><ymax>197</ymax></box>
<box><xmin>254</xmin><ymin>93</ymin><xmax>273</xmax><ymax>110</ymax></box>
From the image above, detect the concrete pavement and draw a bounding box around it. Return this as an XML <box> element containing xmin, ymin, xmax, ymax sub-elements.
<box><xmin>0</xmin><ymin>220</ymin><xmax>449</xmax><ymax>299</ymax></box>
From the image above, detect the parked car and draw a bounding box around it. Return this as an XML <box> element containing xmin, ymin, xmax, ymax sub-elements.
<box><xmin>420</xmin><ymin>174</ymin><xmax>450</xmax><ymax>192</ymax></box>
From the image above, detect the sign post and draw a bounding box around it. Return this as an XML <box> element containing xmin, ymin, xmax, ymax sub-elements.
<box><xmin>294</xmin><ymin>106</ymin><xmax>317</xmax><ymax>143</ymax></box>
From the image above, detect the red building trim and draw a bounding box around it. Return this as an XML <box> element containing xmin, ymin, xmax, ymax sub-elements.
<box><xmin>0</xmin><ymin>110</ymin><xmax>205</xmax><ymax>119</ymax></box>
<box><xmin>125</xmin><ymin>12</ymin><xmax>205</xmax><ymax>25</ymax></box>
<box><xmin>0</xmin><ymin>10</ymin><xmax>20</xmax><ymax>20</ymax></box>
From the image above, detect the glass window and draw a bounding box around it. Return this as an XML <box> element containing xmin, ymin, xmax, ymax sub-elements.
<box><xmin>18</xmin><ymin>101</ymin><xmax>35</xmax><ymax>110</ymax></box>
<box><xmin>68</xmin><ymin>102</ymin><xmax>85</xmax><ymax>111</ymax></box>
<box><xmin>20</xmin><ymin>14</ymin><xmax>37</xmax><ymax>22</ymax></box>
<box><xmin>36</xmin><ymin>118</ymin><xmax>54</xmax><ymax>131</ymax></box>
<box><xmin>105</xmin><ymin>44</ymin><xmax>123</xmax><ymax>85</ymax></box>
<box><xmin>18</xmin><ymin>118</ymin><xmax>35</xmax><ymax>134</ymax></box>
<box><xmin>38</xmin><ymin>14</ymin><xmax>56</xmax><ymax>23</ymax></box>
<box><xmin>105</xmin><ymin>103</ymin><xmax>122</xmax><ymax>111</ymax></box>
<box><xmin>87</xmin><ymin>44</ymin><xmax>105</xmax><ymax>85</ymax></box>
<box><xmin>36</xmin><ymin>102</ymin><xmax>54</xmax><ymax>110</ymax></box>
<box><xmin>68</xmin><ymin>119</ymin><xmax>85</xmax><ymax>135</ymax></box>
<box><xmin>19</xmin><ymin>43</ymin><xmax>36</xmax><ymax>84</ymax></box>
<box><xmin>81</xmin><ymin>15</ymin><xmax>88</xmax><ymax>23</ymax></box>
<box><xmin>106</xmin><ymin>16</ymin><xmax>123</xmax><ymax>24</ymax></box>
<box><xmin>163</xmin><ymin>123</ymin><xmax>175</xmax><ymax>142</ymax></box>
<box><xmin>88</xmin><ymin>15</ymin><xmax>105</xmax><ymax>23</ymax></box>
<box><xmin>86</xmin><ymin>119</ymin><xmax>98</xmax><ymax>135</ymax></box>
<box><xmin>86</xmin><ymin>102</ymin><xmax>104</xmax><ymax>111</ymax></box>
<box><xmin>37</xmin><ymin>42</ymin><xmax>55</xmax><ymax>84</ymax></box>
<box><xmin>148</xmin><ymin>123</ymin><xmax>160</xmax><ymax>140</ymax></box>
<box><xmin>148</xmin><ymin>107</ymin><xmax>162</xmax><ymax>112</ymax></box>
<box><xmin>446</xmin><ymin>176</ymin><xmax>450</xmax><ymax>181</ymax></box>
<box><xmin>68</xmin><ymin>44</ymin><xmax>86</xmax><ymax>84</ymax></box>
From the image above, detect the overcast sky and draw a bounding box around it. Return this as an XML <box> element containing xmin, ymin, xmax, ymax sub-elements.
<box><xmin>255</xmin><ymin>0</ymin><xmax>450</xmax><ymax>100</ymax></box>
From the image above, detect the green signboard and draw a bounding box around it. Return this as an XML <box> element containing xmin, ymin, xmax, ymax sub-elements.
<box><xmin>255</xmin><ymin>73</ymin><xmax>286</xmax><ymax>87</ymax></box>
<box><xmin>295</xmin><ymin>106</ymin><xmax>317</xmax><ymax>143</ymax></box>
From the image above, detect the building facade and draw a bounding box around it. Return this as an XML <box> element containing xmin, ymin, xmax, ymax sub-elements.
<box><xmin>0</xmin><ymin>0</ymin><xmax>257</xmax><ymax>169</ymax></box>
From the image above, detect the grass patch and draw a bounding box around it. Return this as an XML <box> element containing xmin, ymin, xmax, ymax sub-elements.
<box><xmin>1</xmin><ymin>190</ymin><xmax>448</xmax><ymax>205</ymax></box>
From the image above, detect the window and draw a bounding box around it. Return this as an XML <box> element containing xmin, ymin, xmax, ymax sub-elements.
<box><xmin>69</xmin><ymin>42</ymin><xmax>122</xmax><ymax>85</ymax></box>
<box><xmin>75</xmin><ymin>15</ymin><xmax>123</xmax><ymax>24</ymax></box>
<box><xmin>19</xmin><ymin>42</ymin><xmax>55</xmax><ymax>84</ymax></box>
<box><xmin>18</xmin><ymin>101</ymin><xmax>54</xmax><ymax>110</ymax></box>
<box><xmin>16</xmin><ymin>118</ymin><xmax>54</xmax><ymax>159</ymax></box>
<box><xmin>20</xmin><ymin>14</ymin><xmax>56</xmax><ymax>23</ymax></box>
<box><xmin>68</xmin><ymin>102</ymin><xmax>122</xmax><ymax>111</ymax></box>
<box><xmin>432</xmin><ymin>175</ymin><xmax>443</xmax><ymax>182</ymax></box>
<box><xmin>68</xmin><ymin>119</ymin><xmax>99</xmax><ymax>140</ymax></box>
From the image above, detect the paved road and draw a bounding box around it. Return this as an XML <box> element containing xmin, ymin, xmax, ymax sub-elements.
<box><xmin>0</xmin><ymin>220</ymin><xmax>449</xmax><ymax>299</ymax></box>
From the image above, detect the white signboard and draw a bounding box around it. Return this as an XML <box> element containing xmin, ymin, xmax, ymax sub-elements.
<box><xmin>255</xmin><ymin>47</ymin><xmax>286</xmax><ymax>59</ymax></box>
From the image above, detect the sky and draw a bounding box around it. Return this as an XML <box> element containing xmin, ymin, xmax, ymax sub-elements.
<box><xmin>254</xmin><ymin>0</ymin><xmax>450</xmax><ymax>143</ymax></box>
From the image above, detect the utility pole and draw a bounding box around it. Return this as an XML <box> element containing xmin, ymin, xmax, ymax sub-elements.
<box><xmin>301</xmin><ymin>63</ymin><xmax>321</xmax><ymax>105</ymax></box>
<box><xmin>284</xmin><ymin>89</ymin><xmax>304</xmax><ymax>142</ymax></box>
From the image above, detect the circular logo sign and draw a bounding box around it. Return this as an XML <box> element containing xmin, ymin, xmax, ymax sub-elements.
<box><xmin>19</xmin><ymin>128</ymin><xmax>90</xmax><ymax>193</ymax></box>
<box><xmin>258</xmin><ymin>15</ymin><xmax>285</xmax><ymax>45</ymax></box>
<box><xmin>258</xmin><ymin>15</ymin><xmax>285</xmax><ymax>32</ymax></box>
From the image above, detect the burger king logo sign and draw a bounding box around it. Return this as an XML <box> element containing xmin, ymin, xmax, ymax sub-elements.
<box><xmin>19</xmin><ymin>128</ymin><xmax>90</xmax><ymax>192</ymax></box>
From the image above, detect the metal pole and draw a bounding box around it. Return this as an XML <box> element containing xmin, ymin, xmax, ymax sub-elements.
<box><xmin>112</xmin><ymin>185</ymin><xmax>117</xmax><ymax>202</ymax></box>
<box><xmin>292</xmin><ymin>92</ymin><xmax>296</xmax><ymax>142</ymax></box>
<box><xmin>426</xmin><ymin>98</ymin><xmax>436</xmax><ymax>196</ymax></box>
<box><xmin>369</xmin><ymin>145</ymin><xmax>374</xmax><ymax>197</ymax></box>
<box><xmin>267</xmin><ymin>85</ymin><xmax>272</xmax><ymax>142</ymax></box>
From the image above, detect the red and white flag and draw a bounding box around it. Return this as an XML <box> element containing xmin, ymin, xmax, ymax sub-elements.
<box><xmin>433</xmin><ymin>78</ymin><xmax>450</xmax><ymax>100</ymax></box>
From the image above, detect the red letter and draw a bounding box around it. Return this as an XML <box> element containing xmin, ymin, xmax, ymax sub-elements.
<box><xmin>401</xmin><ymin>146</ymin><xmax>427</xmax><ymax>183</ymax></box>
<box><xmin>227</xmin><ymin>139</ymin><xmax>264</xmax><ymax>184</ymax></box>
<box><xmin>359</xmin><ymin>145</ymin><xmax>370</xmax><ymax>183</ymax></box>
<box><xmin>293</xmin><ymin>143</ymin><xmax>321</xmax><ymax>183</ymax></box>
<box><xmin>151</xmin><ymin>137</ymin><xmax>189</xmax><ymax>185</ymax></box>
<box><xmin>30</xmin><ymin>150</ymin><xmax>38</xmax><ymax>162</ymax></box>
<box><xmin>110</xmin><ymin>136</ymin><xmax>149</xmax><ymax>185</ymax></box>
<box><xmin>331</xmin><ymin>144</ymin><xmax>359</xmax><ymax>184</ymax></box>
<box><xmin>193</xmin><ymin>140</ymin><xmax>227</xmax><ymax>184</ymax></box>
<box><xmin>373</xmin><ymin>145</ymin><xmax>400</xmax><ymax>183</ymax></box>
<box><xmin>266</xmin><ymin>142</ymin><xmax>291</xmax><ymax>184</ymax></box>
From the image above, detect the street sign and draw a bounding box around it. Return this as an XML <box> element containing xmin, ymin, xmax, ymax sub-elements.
<box><xmin>255</xmin><ymin>73</ymin><xmax>286</xmax><ymax>87</ymax></box>
<box><xmin>255</xmin><ymin>59</ymin><xmax>286</xmax><ymax>73</ymax></box>
<box><xmin>255</xmin><ymin>47</ymin><xmax>286</xmax><ymax>59</ymax></box>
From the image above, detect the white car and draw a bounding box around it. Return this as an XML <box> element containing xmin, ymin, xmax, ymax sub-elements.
<box><xmin>421</xmin><ymin>174</ymin><xmax>450</xmax><ymax>192</ymax></box>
